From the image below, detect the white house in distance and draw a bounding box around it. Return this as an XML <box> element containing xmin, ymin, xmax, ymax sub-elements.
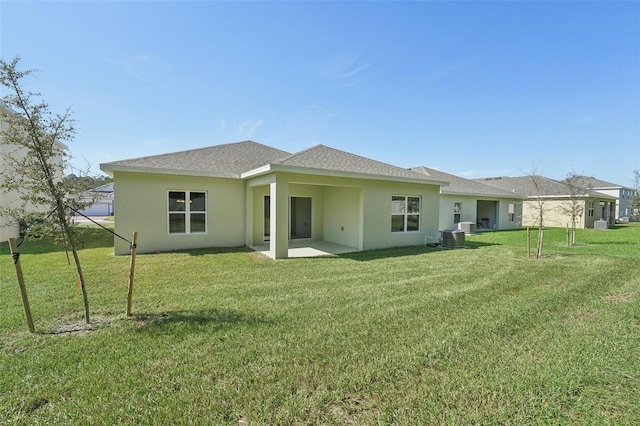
<box><xmin>100</xmin><ymin>141</ymin><xmax>449</xmax><ymax>258</ymax></box>
<box><xmin>563</xmin><ymin>176</ymin><xmax>637</xmax><ymax>221</ymax></box>
<box><xmin>410</xmin><ymin>167</ymin><xmax>523</xmax><ymax>232</ymax></box>
<box><xmin>78</xmin><ymin>182</ymin><xmax>114</xmax><ymax>217</ymax></box>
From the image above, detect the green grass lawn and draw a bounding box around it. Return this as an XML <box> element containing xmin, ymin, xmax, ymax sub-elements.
<box><xmin>1</xmin><ymin>225</ymin><xmax>639</xmax><ymax>424</ymax></box>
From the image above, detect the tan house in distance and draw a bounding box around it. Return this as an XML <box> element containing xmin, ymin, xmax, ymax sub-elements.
<box><xmin>476</xmin><ymin>175</ymin><xmax>617</xmax><ymax>229</ymax></box>
<box><xmin>101</xmin><ymin>141</ymin><xmax>448</xmax><ymax>258</ymax></box>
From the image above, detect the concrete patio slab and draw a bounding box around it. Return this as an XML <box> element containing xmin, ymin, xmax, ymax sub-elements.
<box><xmin>251</xmin><ymin>240</ymin><xmax>358</xmax><ymax>259</ymax></box>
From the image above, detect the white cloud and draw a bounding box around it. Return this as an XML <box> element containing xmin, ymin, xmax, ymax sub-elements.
<box><xmin>317</xmin><ymin>51</ymin><xmax>374</xmax><ymax>88</ymax></box>
<box><xmin>236</xmin><ymin>119</ymin><xmax>264</xmax><ymax>139</ymax></box>
<box><xmin>124</xmin><ymin>54</ymin><xmax>171</xmax><ymax>84</ymax></box>
<box><xmin>425</xmin><ymin>56</ymin><xmax>478</xmax><ymax>81</ymax></box>
<box><xmin>573</xmin><ymin>115</ymin><xmax>598</xmax><ymax>126</ymax></box>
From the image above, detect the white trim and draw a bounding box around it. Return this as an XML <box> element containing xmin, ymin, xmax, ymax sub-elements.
<box><xmin>391</xmin><ymin>195</ymin><xmax>421</xmax><ymax>233</ymax></box>
<box><xmin>101</xmin><ymin>164</ymin><xmax>239</xmax><ymax>179</ymax></box>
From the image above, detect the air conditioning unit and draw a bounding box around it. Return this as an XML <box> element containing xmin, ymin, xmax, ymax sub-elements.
<box><xmin>594</xmin><ymin>219</ymin><xmax>608</xmax><ymax>230</ymax></box>
<box><xmin>457</xmin><ymin>221</ymin><xmax>476</xmax><ymax>235</ymax></box>
<box><xmin>441</xmin><ymin>229</ymin><xmax>466</xmax><ymax>249</ymax></box>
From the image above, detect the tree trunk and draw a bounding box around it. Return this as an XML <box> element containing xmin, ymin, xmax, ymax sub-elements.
<box><xmin>536</xmin><ymin>225</ymin><xmax>544</xmax><ymax>259</ymax></box>
<box><xmin>56</xmin><ymin>200</ymin><xmax>90</xmax><ymax>324</ymax></box>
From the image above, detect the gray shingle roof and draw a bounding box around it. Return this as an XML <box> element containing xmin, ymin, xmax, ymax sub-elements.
<box><xmin>410</xmin><ymin>166</ymin><xmax>521</xmax><ymax>198</ymax></box>
<box><xmin>563</xmin><ymin>175</ymin><xmax>628</xmax><ymax>190</ymax></box>
<box><xmin>101</xmin><ymin>141</ymin><xmax>291</xmax><ymax>178</ymax></box>
<box><xmin>90</xmin><ymin>182</ymin><xmax>114</xmax><ymax>193</ymax></box>
<box><xmin>474</xmin><ymin>175</ymin><xmax>570</xmax><ymax>197</ymax></box>
<box><xmin>267</xmin><ymin>144</ymin><xmax>444</xmax><ymax>183</ymax></box>
<box><xmin>101</xmin><ymin>141</ymin><xmax>447</xmax><ymax>185</ymax></box>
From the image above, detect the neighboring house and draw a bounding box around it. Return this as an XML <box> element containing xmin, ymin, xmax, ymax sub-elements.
<box><xmin>0</xmin><ymin>137</ymin><xmax>21</xmax><ymax>241</ymax></box>
<box><xmin>100</xmin><ymin>141</ymin><xmax>448</xmax><ymax>258</ymax></box>
<box><xmin>0</xmin><ymin>105</ymin><xmax>19</xmax><ymax>241</ymax></box>
<box><xmin>1</xmin><ymin>105</ymin><xmax>67</xmax><ymax>241</ymax></box>
<box><xmin>78</xmin><ymin>182</ymin><xmax>114</xmax><ymax>216</ymax></box>
<box><xmin>562</xmin><ymin>176</ymin><xmax>637</xmax><ymax>221</ymax></box>
<box><xmin>410</xmin><ymin>167</ymin><xmax>523</xmax><ymax>231</ymax></box>
<box><xmin>475</xmin><ymin>175</ymin><xmax>617</xmax><ymax>228</ymax></box>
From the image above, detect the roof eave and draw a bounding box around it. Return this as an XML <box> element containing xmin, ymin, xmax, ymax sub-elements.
<box><xmin>242</xmin><ymin>164</ymin><xmax>449</xmax><ymax>186</ymax></box>
<box><xmin>99</xmin><ymin>163</ymin><xmax>240</xmax><ymax>179</ymax></box>
<box><xmin>442</xmin><ymin>190</ymin><xmax>523</xmax><ymax>199</ymax></box>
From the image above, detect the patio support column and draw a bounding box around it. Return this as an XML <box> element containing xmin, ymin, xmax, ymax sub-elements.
<box><xmin>270</xmin><ymin>178</ymin><xmax>289</xmax><ymax>259</ymax></box>
<box><xmin>244</xmin><ymin>185</ymin><xmax>253</xmax><ymax>247</ymax></box>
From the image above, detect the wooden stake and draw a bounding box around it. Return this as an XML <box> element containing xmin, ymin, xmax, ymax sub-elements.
<box><xmin>526</xmin><ymin>227</ymin><xmax>531</xmax><ymax>259</ymax></box>
<box><xmin>126</xmin><ymin>232</ymin><xmax>138</xmax><ymax>317</ymax></box>
<box><xmin>8</xmin><ymin>238</ymin><xmax>35</xmax><ymax>333</ymax></box>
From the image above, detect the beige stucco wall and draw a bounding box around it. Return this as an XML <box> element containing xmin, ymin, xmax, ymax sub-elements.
<box><xmin>323</xmin><ymin>185</ymin><xmax>362</xmax><ymax>249</ymax></box>
<box><xmin>523</xmin><ymin>199</ymin><xmax>571</xmax><ymax>228</ymax></box>
<box><xmin>522</xmin><ymin>197</ymin><xmax>615</xmax><ymax>229</ymax></box>
<box><xmin>438</xmin><ymin>195</ymin><xmax>522</xmax><ymax>232</ymax></box>
<box><xmin>112</xmin><ymin>171</ymin><xmax>246</xmax><ymax>255</ymax></box>
<box><xmin>494</xmin><ymin>198</ymin><xmax>523</xmax><ymax>230</ymax></box>
<box><xmin>439</xmin><ymin>195</ymin><xmax>478</xmax><ymax>230</ymax></box>
<box><xmin>359</xmin><ymin>179</ymin><xmax>440</xmax><ymax>250</ymax></box>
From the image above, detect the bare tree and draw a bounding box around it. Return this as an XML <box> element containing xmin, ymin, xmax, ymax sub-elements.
<box><xmin>1</xmin><ymin>56</ymin><xmax>91</xmax><ymax>323</ymax></box>
<box><xmin>524</xmin><ymin>163</ymin><xmax>546</xmax><ymax>259</ymax></box>
<box><xmin>560</xmin><ymin>171</ymin><xmax>591</xmax><ymax>245</ymax></box>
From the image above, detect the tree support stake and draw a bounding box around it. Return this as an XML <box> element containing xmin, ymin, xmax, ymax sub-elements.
<box><xmin>8</xmin><ymin>237</ymin><xmax>35</xmax><ymax>333</ymax></box>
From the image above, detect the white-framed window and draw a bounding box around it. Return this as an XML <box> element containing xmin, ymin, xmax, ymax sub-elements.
<box><xmin>588</xmin><ymin>201</ymin><xmax>594</xmax><ymax>218</ymax></box>
<box><xmin>508</xmin><ymin>203</ymin><xmax>516</xmax><ymax>222</ymax></box>
<box><xmin>391</xmin><ymin>195</ymin><xmax>420</xmax><ymax>232</ymax></box>
<box><xmin>454</xmin><ymin>202</ymin><xmax>462</xmax><ymax>224</ymax></box>
<box><xmin>168</xmin><ymin>190</ymin><xmax>207</xmax><ymax>234</ymax></box>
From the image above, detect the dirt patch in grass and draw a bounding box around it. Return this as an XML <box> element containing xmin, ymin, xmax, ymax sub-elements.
<box><xmin>42</xmin><ymin>314</ymin><xmax>115</xmax><ymax>336</ymax></box>
<box><xmin>603</xmin><ymin>293</ymin><xmax>636</xmax><ymax>304</ymax></box>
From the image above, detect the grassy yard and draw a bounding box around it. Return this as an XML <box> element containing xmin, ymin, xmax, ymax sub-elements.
<box><xmin>1</xmin><ymin>225</ymin><xmax>638</xmax><ymax>424</ymax></box>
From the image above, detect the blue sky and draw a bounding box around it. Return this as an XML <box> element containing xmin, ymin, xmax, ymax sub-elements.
<box><xmin>2</xmin><ymin>1</ymin><xmax>638</xmax><ymax>186</ymax></box>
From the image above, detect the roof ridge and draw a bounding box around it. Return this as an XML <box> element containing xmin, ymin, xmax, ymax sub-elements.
<box><xmin>314</xmin><ymin>144</ymin><xmax>435</xmax><ymax>178</ymax></box>
<box><xmin>271</xmin><ymin>144</ymin><xmax>323</xmax><ymax>165</ymax></box>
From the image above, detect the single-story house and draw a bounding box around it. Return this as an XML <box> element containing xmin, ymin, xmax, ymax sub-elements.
<box><xmin>475</xmin><ymin>175</ymin><xmax>617</xmax><ymax>229</ymax></box>
<box><xmin>100</xmin><ymin>141</ymin><xmax>449</xmax><ymax>258</ymax></box>
<box><xmin>78</xmin><ymin>182</ymin><xmax>114</xmax><ymax>217</ymax></box>
<box><xmin>410</xmin><ymin>167</ymin><xmax>523</xmax><ymax>232</ymax></box>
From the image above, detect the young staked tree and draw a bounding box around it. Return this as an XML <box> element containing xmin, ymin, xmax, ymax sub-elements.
<box><xmin>519</xmin><ymin>162</ymin><xmax>560</xmax><ymax>259</ymax></box>
<box><xmin>1</xmin><ymin>56</ymin><xmax>91</xmax><ymax>323</ymax></box>
<box><xmin>528</xmin><ymin>173</ymin><xmax>546</xmax><ymax>259</ymax></box>
<box><xmin>560</xmin><ymin>171</ymin><xmax>591</xmax><ymax>246</ymax></box>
